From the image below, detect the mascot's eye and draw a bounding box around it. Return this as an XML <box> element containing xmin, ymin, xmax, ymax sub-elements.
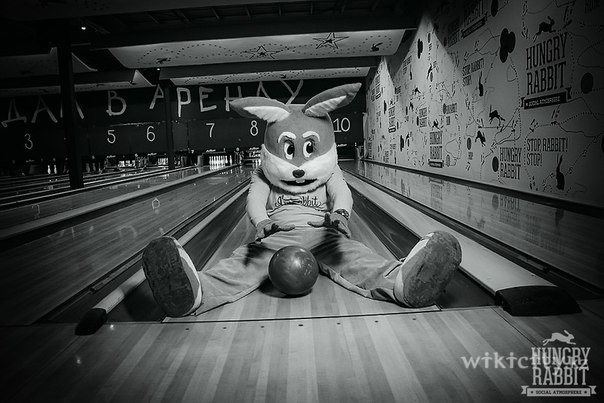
<box><xmin>283</xmin><ymin>141</ymin><xmax>295</xmax><ymax>160</ymax></box>
<box><xmin>303</xmin><ymin>141</ymin><xmax>314</xmax><ymax>158</ymax></box>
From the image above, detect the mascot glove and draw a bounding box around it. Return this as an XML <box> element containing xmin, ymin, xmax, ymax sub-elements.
<box><xmin>308</xmin><ymin>212</ymin><xmax>351</xmax><ymax>238</ymax></box>
<box><xmin>255</xmin><ymin>219</ymin><xmax>295</xmax><ymax>241</ymax></box>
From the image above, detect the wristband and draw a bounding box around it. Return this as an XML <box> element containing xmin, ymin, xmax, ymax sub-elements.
<box><xmin>333</xmin><ymin>209</ymin><xmax>350</xmax><ymax>220</ymax></box>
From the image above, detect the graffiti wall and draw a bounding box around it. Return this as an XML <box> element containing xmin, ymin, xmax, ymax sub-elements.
<box><xmin>364</xmin><ymin>0</ymin><xmax>604</xmax><ymax>208</ymax></box>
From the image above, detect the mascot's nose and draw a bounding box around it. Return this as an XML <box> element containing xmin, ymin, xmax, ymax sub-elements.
<box><xmin>292</xmin><ymin>169</ymin><xmax>305</xmax><ymax>178</ymax></box>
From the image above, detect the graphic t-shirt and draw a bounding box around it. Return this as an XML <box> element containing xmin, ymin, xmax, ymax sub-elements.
<box><xmin>246</xmin><ymin>166</ymin><xmax>353</xmax><ymax>228</ymax></box>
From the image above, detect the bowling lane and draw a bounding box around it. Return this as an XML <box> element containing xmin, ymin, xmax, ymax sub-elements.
<box><xmin>0</xmin><ymin>166</ymin><xmax>172</xmax><ymax>207</ymax></box>
<box><xmin>0</xmin><ymin>168</ymin><xmax>115</xmax><ymax>186</ymax></box>
<box><xmin>0</xmin><ymin>166</ymin><xmax>215</xmax><ymax>229</ymax></box>
<box><xmin>106</xmin><ymin>178</ymin><xmax>492</xmax><ymax>325</ymax></box>
<box><xmin>0</xmin><ymin>167</ymin><xmax>155</xmax><ymax>199</ymax></box>
<box><xmin>341</xmin><ymin>160</ymin><xmax>604</xmax><ymax>295</ymax></box>
<box><xmin>8</xmin><ymin>308</ymin><xmax>603</xmax><ymax>403</ymax></box>
<box><xmin>2</xmin><ymin>189</ymin><xmax>603</xmax><ymax>403</ymax></box>
<box><xmin>0</xmin><ymin>165</ymin><xmax>252</xmax><ymax>326</ymax></box>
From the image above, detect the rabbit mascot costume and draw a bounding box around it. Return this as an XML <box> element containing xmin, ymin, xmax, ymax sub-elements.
<box><xmin>142</xmin><ymin>83</ymin><xmax>462</xmax><ymax>317</ymax></box>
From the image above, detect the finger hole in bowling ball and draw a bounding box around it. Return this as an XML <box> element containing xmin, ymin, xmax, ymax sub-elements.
<box><xmin>268</xmin><ymin>245</ymin><xmax>319</xmax><ymax>298</ymax></box>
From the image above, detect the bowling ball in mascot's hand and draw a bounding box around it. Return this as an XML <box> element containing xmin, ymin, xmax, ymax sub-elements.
<box><xmin>268</xmin><ymin>246</ymin><xmax>319</xmax><ymax>296</ymax></box>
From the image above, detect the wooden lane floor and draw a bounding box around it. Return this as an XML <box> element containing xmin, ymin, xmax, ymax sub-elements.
<box><xmin>8</xmin><ymin>185</ymin><xmax>603</xmax><ymax>400</ymax></box>
<box><xmin>0</xmin><ymin>165</ymin><xmax>174</xmax><ymax>210</ymax></box>
<box><xmin>0</xmin><ymin>166</ymin><xmax>213</xmax><ymax>228</ymax></box>
<box><xmin>116</xmin><ymin>203</ymin><xmax>440</xmax><ymax>325</ymax></box>
<box><xmin>0</xmin><ymin>169</ymin><xmax>115</xmax><ymax>186</ymax></box>
<box><xmin>0</xmin><ymin>166</ymin><xmax>251</xmax><ymax>326</ymax></box>
<box><xmin>109</xmin><ymin>177</ymin><xmax>493</xmax><ymax>325</ymax></box>
<box><xmin>1</xmin><ymin>168</ymin><xmax>602</xmax><ymax>401</ymax></box>
<box><xmin>340</xmin><ymin>161</ymin><xmax>604</xmax><ymax>294</ymax></box>
<box><xmin>2</xmin><ymin>305</ymin><xmax>602</xmax><ymax>402</ymax></box>
<box><xmin>0</xmin><ymin>167</ymin><xmax>153</xmax><ymax>199</ymax></box>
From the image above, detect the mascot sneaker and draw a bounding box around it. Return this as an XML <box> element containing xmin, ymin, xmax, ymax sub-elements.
<box><xmin>142</xmin><ymin>236</ymin><xmax>202</xmax><ymax>317</ymax></box>
<box><xmin>394</xmin><ymin>231</ymin><xmax>461</xmax><ymax>307</ymax></box>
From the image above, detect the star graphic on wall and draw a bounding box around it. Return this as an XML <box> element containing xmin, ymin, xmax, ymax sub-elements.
<box><xmin>241</xmin><ymin>45</ymin><xmax>284</xmax><ymax>59</ymax></box>
<box><xmin>312</xmin><ymin>32</ymin><xmax>349</xmax><ymax>50</ymax></box>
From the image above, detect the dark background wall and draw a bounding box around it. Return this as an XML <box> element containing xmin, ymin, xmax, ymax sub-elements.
<box><xmin>0</xmin><ymin>78</ymin><xmax>365</xmax><ymax>165</ymax></box>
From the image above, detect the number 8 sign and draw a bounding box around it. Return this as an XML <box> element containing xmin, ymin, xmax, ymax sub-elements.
<box><xmin>250</xmin><ymin>120</ymin><xmax>258</xmax><ymax>136</ymax></box>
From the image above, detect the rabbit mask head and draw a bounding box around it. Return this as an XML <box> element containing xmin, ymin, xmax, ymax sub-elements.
<box><xmin>230</xmin><ymin>83</ymin><xmax>361</xmax><ymax>193</ymax></box>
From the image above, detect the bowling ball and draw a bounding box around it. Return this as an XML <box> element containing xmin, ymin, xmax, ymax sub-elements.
<box><xmin>268</xmin><ymin>246</ymin><xmax>319</xmax><ymax>296</ymax></box>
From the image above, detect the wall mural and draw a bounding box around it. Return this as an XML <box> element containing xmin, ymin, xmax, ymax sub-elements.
<box><xmin>364</xmin><ymin>0</ymin><xmax>603</xmax><ymax>208</ymax></box>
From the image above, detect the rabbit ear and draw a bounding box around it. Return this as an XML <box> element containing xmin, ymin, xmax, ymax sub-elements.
<box><xmin>303</xmin><ymin>83</ymin><xmax>362</xmax><ymax>117</ymax></box>
<box><xmin>230</xmin><ymin>97</ymin><xmax>291</xmax><ymax>123</ymax></box>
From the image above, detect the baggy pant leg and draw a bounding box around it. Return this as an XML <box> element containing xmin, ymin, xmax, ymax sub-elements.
<box><xmin>309</xmin><ymin>228</ymin><xmax>402</xmax><ymax>303</ymax></box>
<box><xmin>192</xmin><ymin>229</ymin><xmax>306</xmax><ymax>314</ymax></box>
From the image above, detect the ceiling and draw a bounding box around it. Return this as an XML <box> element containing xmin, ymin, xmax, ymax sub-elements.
<box><xmin>0</xmin><ymin>0</ymin><xmax>420</xmax><ymax>96</ymax></box>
